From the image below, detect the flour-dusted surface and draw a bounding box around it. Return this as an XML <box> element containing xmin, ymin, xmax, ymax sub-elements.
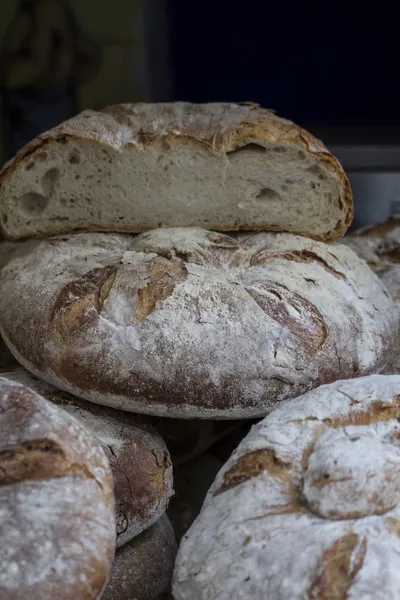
<box><xmin>341</xmin><ymin>219</ymin><xmax>400</xmax><ymax>374</ymax></box>
<box><xmin>173</xmin><ymin>375</ymin><xmax>400</xmax><ymax>600</ymax></box>
<box><xmin>0</xmin><ymin>376</ymin><xmax>115</xmax><ymax>600</ymax></box>
<box><xmin>0</xmin><ymin>228</ymin><xmax>396</xmax><ymax>419</ymax></box>
<box><xmin>1</xmin><ymin>367</ymin><xmax>173</xmax><ymax>547</ymax></box>
<box><xmin>0</xmin><ymin>102</ymin><xmax>352</xmax><ymax>242</ymax></box>
<box><xmin>101</xmin><ymin>514</ymin><xmax>177</xmax><ymax>600</ymax></box>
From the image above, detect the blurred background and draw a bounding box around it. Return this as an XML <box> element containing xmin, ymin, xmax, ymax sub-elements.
<box><xmin>0</xmin><ymin>0</ymin><xmax>398</xmax><ymax>230</ymax></box>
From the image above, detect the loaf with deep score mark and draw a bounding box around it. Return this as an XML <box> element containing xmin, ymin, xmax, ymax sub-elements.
<box><xmin>0</xmin><ymin>376</ymin><xmax>115</xmax><ymax>600</ymax></box>
<box><xmin>173</xmin><ymin>374</ymin><xmax>400</xmax><ymax>600</ymax></box>
<box><xmin>1</xmin><ymin>366</ymin><xmax>173</xmax><ymax>547</ymax></box>
<box><xmin>0</xmin><ymin>228</ymin><xmax>395</xmax><ymax>418</ymax></box>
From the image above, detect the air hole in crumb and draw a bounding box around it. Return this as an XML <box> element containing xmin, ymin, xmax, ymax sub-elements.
<box><xmin>272</xmin><ymin>146</ymin><xmax>286</xmax><ymax>153</ymax></box>
<box><xmin>60</xmin><ymin>199</ymin><xmax>67</xmax><ymax>205</ymax></box>
<box><xmin>227</xmin><ymin>143</ymin><xmax>266</xmax><ymax>157</ymax></box>
<box><xmin>307</xmin><ymin>165</ymin><xmax>321</xmax><ymax>175</ymax></box>
<box><xmin>37</xmin><ymin>152</ymin><xmax>48</xmax><ymax>162</ymax></box>
<box><xmin>255</xmin><ymin>188</ymin><xmax>281</xmax><ymax>202</ymax></box>
<box><xmin>310</xmin><ymin>182</ymin><xmax>316</xmax><ymax>189</ymax></box>
<box><xmin>75</xmin><ymin>174</ymin><xmax>80</xmax><ymax>180</ymax></box>
<box><xmin>3</xmin><ymin>214</ymin><xmax>8</xmax><ymax>223</ymax></box>
<box><xmin>41</xmin><ymin>168</ymin><xmax>60</xmax><ymax>196</ymax></box>
<box><xmin>69</xmin><ymin>149</ymin><xmax>81</xmax><ymax>165</ymax></box>
<box><xmin>25</xmin><ymin>161</ymin><xmax>35</xmax><ymax>171</ymax></box>
<box><xmin>297</xmin><ymin>150</ymin><xmax>305</xmax><ymax>159</ymax></box>
<box><xmin>318</xmin><ymin>173</ymin><xmax>326</xmax><ymax>181</ymax></box>
<box><xmin>160</xmin><ymin>138</ymin><xmax>171</xmax><ymax>151</ymax></box>
<box><xmin>20</xmin><ymin>192</ymin><xmax>49</xmax><ymax>216</ymax></box>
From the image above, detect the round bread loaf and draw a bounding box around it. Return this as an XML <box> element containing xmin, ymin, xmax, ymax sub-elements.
<box><xmin>0</xmin><ymin>376</ymin><xmax>116</xmax><ymax>600</ymax></box>
<box><xmin>101</xmin><ymin>514</ymin><xmax>177</xmax><ymax>600</ymax></box>
<box><xmin>0</xmin><ymin>101</ymin><xmax>352</xmax><ymax>242</ymax></box>
<box><xmin>342</xmin><ymin>219</ymin><xmax>400</xmax><ymax>374</ymax></box>
<box><xmin>1</xmin><ymin>367</ymin><xmax>173</xmax><ymax>547</ymax></box>
<box><xmin>173</xmin><ymin>375</ymin><xmax>400</xmax><ymax>600</ymax></box>
<box><xmin>0</xmin><ymin>228</ymin><xmax>396</xmax><ymax>418</ymax></box>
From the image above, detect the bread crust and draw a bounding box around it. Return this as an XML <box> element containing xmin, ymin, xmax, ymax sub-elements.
<box><xmin>173</xmin><ymin>374</ymin><xmax>400</xmax><ymax>600</ymax></box>
<box><xmin>101</xmin><ymin>514</ymin><xmax>177</xmax><ymax>600</ymax></box>
<box><xmin>0</xmin><ymin>228</ymin><xmax>395</xmax><ymax>418</ymax></box>
<box><xmin>0</xmin><ymin>102</ymin><xmax>353</xmax><ymax>242</ymax></box>
<box><xmin>0</xmin><ymin>376</ymin><xmax>115</xmax><ymax>600</ymax></box>
<box><xmin>0</xmin><ymin>366</ymin><xmax>174</xmax><ymax>547</ymax></box>
<box><xmin>341</xmin><ymin>219</ymin><xmax>400</xmax><ymax>375</ymax></box>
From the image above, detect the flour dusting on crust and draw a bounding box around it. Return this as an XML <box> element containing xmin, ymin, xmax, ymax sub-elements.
<box><xmin>173</xmin><ymin>374</ymin><xmax>400</xmax><ymax>600</ymax></box>
<box><xmin>0</xmin><ymin>228</ymin><xmax>396</xmax><ymax>418</ymax></box>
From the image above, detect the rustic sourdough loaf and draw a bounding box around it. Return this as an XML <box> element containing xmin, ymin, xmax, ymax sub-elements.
<box><xmin>101</xmin><ymin>514</ymin><xmax>177</xmax><ymax>600</ymax></box>
<box><xmin>0</xmin><ymin>227</ymin><xmax>395</xmax><ymax>419</ymax></box>
<box><xmin>0</xmin><ymin>102</ymin><xmax>352</xmax><ymax>242</ymax></box>
<box><xmin>173</xmin><ymin>375</ymin><xmax>400</xmax><ymax>600</ymax></box>
<box><xmin>0</xmin><ymin>376</ymin><xmax>115</xmax><ymax>600</ymax></box>
<box><xmin>1</xmin><ymin>367</ymin><xmax>173</xmax><ymax>548</ymax></box>
<box><xmin>341</xmin><ymin>219</ymin><xmax>400</xmax><ymax>374</ymax></box>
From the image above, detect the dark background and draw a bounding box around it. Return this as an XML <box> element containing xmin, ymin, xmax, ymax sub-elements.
<box><xmin>168</xmin><ymin>2</ymin><xmax>398</xmax><ymax>132</ymax></box>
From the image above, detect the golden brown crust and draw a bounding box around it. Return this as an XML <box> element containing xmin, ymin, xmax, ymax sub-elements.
<box><xmin>0</xmin><ymin>102</ymin><xmax>353</xmax><ymax>242</ymax></box>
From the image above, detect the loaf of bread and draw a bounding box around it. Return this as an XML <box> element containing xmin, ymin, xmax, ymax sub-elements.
<box><xmin>342</xmin><ymin>219</ymin><xmax>400</xmax><ymax>374</ymax></box>
<box><xmin>0</xmin><ymin>102</ymin><xmax>352</xmax><ymax>242</ymax></box>
<box><xmin>341</xmin><ymin>218</ymin><xmax>400</xmax><ymax>273</ymax></box>
<box><xmin>173</xmin><ymin>375</ymin><xmax>400</xmax><ymax>600</ymax></box>
<box><xmin>101</xmin><ymin>514</ymin><xmax>177</xmax><ymax>600</ymax></box>
<box><xmin>0</xmin><ymin>376</ymin><xmax>116</xmax><ymax>599</ymax></box>
<box><xmin>1</xmin><ymin>367</ymin><xmax>173</xmax><ymax>547</ymax></box>
<box><xmin>0</xmin><ymin>228</ymin><xmax>396</xmax><ymax>418</ymax></box>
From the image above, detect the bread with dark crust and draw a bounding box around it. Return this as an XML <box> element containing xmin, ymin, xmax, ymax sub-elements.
<box><xmin>0</xmin><ymin>228</ymin><xmax>395</xmax><ymax>418</ymax></box>
<box><xmin>102</xmin><ymin>514</ymin><xmax>177</xmax><ymax>600</ymax></box>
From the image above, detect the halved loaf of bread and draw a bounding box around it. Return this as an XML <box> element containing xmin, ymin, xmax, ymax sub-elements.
<box><xmin>0</xmin><ymin>102</ymin><xmax>352</xmax><ymax>241</ymax></box>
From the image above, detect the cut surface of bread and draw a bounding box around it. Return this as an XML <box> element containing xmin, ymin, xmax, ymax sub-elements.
<box><xmin>0</xmin><ymin>102</ymin><xmax>352</xmax><ymax>241</ymax></box>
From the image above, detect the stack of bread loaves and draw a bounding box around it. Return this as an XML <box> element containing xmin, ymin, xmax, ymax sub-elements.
<box><xmin>0</xmin><ymin>102</ymin><xmax>398</xmax><ymax>599</ymax></box>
